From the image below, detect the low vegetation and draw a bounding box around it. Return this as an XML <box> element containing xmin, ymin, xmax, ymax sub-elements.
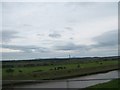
<box><xmin>86</xmin><ymin>79</ymin><xmax>119</xmax><ymax>89</ymax></box>
<box><xmin>2</xmin><ymin>56</ymin><xmax>119</xmax><ymax>85</ymax></box>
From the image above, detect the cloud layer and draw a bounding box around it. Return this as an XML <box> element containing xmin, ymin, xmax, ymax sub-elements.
<box><xmin>1</xmin><ymin>2</ymin><xmax>118</xmax><ymax>60</ymax></box>
<box><xmin>1</xmin><ymin>44</ymin><xmax>49</xmax><ymax>53</ymax></box>
<box><xmin>0</xmin><ymin>30</ymin><xmax>19</xmax><ymax>43</ymax></box>
<box><xmin>93</xmin><ymin>30</ymin><xmax>118</xmax><ymax>47</ymax></box>
<box><xmin>49</xmin><ymin>33</ymin><xmax>61</xmax><ymax>38</ymax></box>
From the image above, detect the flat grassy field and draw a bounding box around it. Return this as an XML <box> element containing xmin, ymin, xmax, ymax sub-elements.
<box><xmin>87</xmin><ymin>79</ymin><xmax>119</xmax><ymax>88</ymax></box>
<box><xmin>2</xmin><ymin>59</ymin><xmax>118</xmax><ymax>81</ymax></box>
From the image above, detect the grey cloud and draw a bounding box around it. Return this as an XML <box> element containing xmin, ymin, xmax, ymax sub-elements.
<box><xmin>37</xmin><ymin>34</ymin><xmax>44</xmax><ymax>37</ymax></box>
<box><xmin>49</xmin><ymin>33</ymin><xmax>61</xmax><ymax>38</ymax></box>
<box><xmin>2</xmin><ymin>44</ymin><xmax>49</xmax><ymax>53</ymax></box>
<box><xmin>69</xmin><ymin>37</ymin><xmax>74</xmax><ymax>40</ymax></box>
<box><xmin>65</xmin><ymin>2</ymin><xmax>116</xmax><ymax>9</ymax></box>
<box><xmin>54</xmin><ymin>30</ymin><xmax>118</xmax><ymax>52</ymax></box>
<box><xmin>0</xmin><ymin>30</ymin><xmax>19</xmax><ymax>43</ymax></box>
<box><xmin>23</xmin><ymin>24</ymin><xmax>32</xmax><ymax>27</ymax></box>
<box><xmin>65</xmin><ymin>27</ymin><xmax>73</xmax><ymax>31</ymax></box>
<box><xmin>65</xmin><ymin>2</ymin><xmax>98</xmax><ymax>7</ymax></box>
<box><xmin>54</xmin><ymin>42</ymin><xmax>89</xmax><ymax>51</ymax></box>
<box><xmin>93</xmin><ymin>30</ymin><xmax>118</xmax><ymax>48</ymax></box>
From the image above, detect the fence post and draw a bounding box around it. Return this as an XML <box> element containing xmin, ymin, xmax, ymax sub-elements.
<box><xmin>66</xmin><ymin>79</ymin><xmax>69</xmax><ymax>90</ymax></box>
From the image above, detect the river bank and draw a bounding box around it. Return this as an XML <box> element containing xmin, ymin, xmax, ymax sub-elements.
<box><xmin>7</xmin><ymin>70</ymin><xmax>119</xmax><ymax>89</ymax></box>
<box><xmin>86</xmin><ymin>78</ymin><xmax>119</xmax><ymax>89</ymax></box>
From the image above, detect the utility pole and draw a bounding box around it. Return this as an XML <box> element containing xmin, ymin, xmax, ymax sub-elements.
<box><xmin>69</xmin><ymin>54</ymin><xmax>71</xmax><ymax>61</ymax></box>
<box><xmin>66</xmin><ymin>79</ymin><xmax>69</xmax><ymax>90</ymax></box>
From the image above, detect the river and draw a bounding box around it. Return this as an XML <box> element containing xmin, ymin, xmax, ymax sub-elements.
<box><xmin>14</xmin><ymin>70</ymin><xmax>119</xmax><ymax>89</ymax></box>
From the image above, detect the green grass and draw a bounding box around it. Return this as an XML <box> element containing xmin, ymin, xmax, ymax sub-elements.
<box><xmin>2</xmin><ymin>60</ymin><xmax>118</xmax><ymax>80</ymax></box>
<box><xmin>2</xmin><ymin>60</ymin><xmax>118</xmax><ymax>76</ymax></box>
<box><xmin>88</xmin><ymin>79</ymin><xmax>119</xmax><ymax>88</ymax></box>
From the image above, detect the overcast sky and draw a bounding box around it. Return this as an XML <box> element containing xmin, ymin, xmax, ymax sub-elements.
<box><xmin>0</xmin><ymin>2</ymin><xmax>118</xmax><ymax>60</ymax></box>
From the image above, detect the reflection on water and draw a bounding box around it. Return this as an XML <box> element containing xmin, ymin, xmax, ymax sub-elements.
<box><xmin>14</xmin><ymin>70</ymin><xmax>119</xmax><ymax>88</ymax></box>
